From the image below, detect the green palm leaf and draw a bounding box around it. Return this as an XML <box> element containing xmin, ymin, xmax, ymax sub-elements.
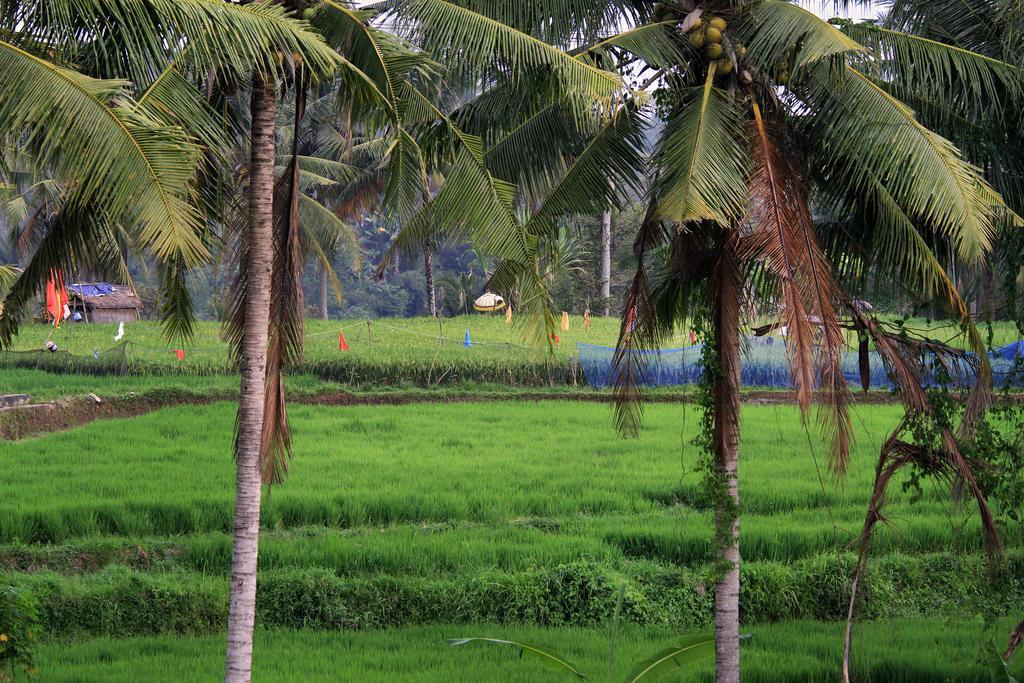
<box><xmin>649</xmin><ymin>64</ymin><xmax>749</xmax><ymax>226</ymax></box>
<box><xmin>447</xmin><ymin>637</ymin><xmax>586</xmax><ymax>679</ymax></box>
<box><xmin>526</xmin><ymin>103</ymin><xmax>648</xmax><ymax>236</ymax></box>
<box><xmin>741</xmin><ymin>0</ymin><xmax>865</xmax><ymax>74</ymax></box>
<box><xmin>842</xmin><ymin>22</ymin><xmax>1023</xmax><ymax>110</ymax></box>
<box><xmin>799</xmin><ymin>63</ymin><xmax>1007</xmax><ymax>265</ymax></box>
<box><xmin>0</xmin><ymin>39</ymin><xmax>207</xmax><ymax>267</ymax></box>
<box><xmin>13</xmin><ymin>0</ymin><xmax>340</xmax><ymax>83</ymax></box>
<box><xmin>389</xmin><ymin>0</ymin><xmax>622</xmax><ymax>99</ymax></box>
<box><xmin>583</xmin><ymin>20</ymin><xmax>692</xmax><ymax>70</ymax></box>
<box><xmin>623</xmin><ymin>633</ymin><xmax>715</xmax><ymax>682</ymax></box>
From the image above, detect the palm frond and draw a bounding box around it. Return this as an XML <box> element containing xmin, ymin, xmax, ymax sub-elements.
<box><xmin>525</xmin><ymin>102</ymin><xmax>649</xmax><ymax>237</ymax></box>
<box><xmin>12</xmin><ymin>0</ymin><xmax>340</xmax><ymax>84</ymax></box>
<box><xmin>649</xmin><ymin>64</ymin><xmax>749</xmax><ymax>226</ymax></box>
<box><xmin>798</xmin><ymin>63</ymin><xmax>1006</xmax><ymax>266</ymax></box>
<box><xmin>743</xmin><ymin>104</ymin><xmax>852</xmax><ymax>474</ymax></box>
<box><xmin>741</xmin><ymin>0</ymin><xmax>865</xmax><ymax>75</ymax></box>
<box><xmin>583</xmin><ymin>20</ymin><xmax>692</xmax><ymax>71</ymax></box>
<box><xmin>0</xmin><ymin>39</ymin><xmax>209</xmax><ymax>298</ymax></box>
<box><xmin>842</xmin><ymin>22</ymin><xmax>1023</xmax><ymax>112</ymax></box>
<box><xmin>387</xmin><ymin>0</ymin><xmax>623</xmax><ymax>99</ymax></box>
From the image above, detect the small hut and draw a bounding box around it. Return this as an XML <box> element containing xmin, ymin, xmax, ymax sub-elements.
<box><xmin>67</xmin><ymin>283</ymin><xmax>142</xmax><ymax>323</ymax></box>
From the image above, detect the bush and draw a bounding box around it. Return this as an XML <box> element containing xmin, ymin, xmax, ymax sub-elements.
<box><xmin>0</xmin><ymin>585</ymin><xmax>39</xmax><ymax>681</ymax></box>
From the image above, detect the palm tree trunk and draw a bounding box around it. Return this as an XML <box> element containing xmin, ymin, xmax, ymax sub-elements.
<box><xmin>320</xmin><ymin>266</ymin><xmax>329</xmax><ymax>321</ymax></box>
<box><xmin>225</xmin><ymin>75</ymin><xmax>276</xmax><ymax>683</ymax></box>
<box><xmin>424</xmin><ymin>245</ymin><xmax>436</xmax><ymax>316</ymax></box>
<box><xmin>600</xmin><ymin>210</ymin><xmax>612</xmax><ymax>316</ymax></box>
<box><xmin>712</xmin><ymin>232</ymin><xmax>741</xmax><ymax>683</ymax></box>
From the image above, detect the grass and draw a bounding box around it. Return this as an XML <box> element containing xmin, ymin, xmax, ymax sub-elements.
<box><xmin>36</xmin><ymin>617</ymin><xmax>1023</xmax><ymax>682</ymax></box>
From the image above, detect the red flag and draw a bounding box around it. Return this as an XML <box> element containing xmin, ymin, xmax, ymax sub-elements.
<box><xmin>174</xmin><ymin>349</ymin><xmax>185</xmax><ymax>361</ymax></box>
<box><xmin>45</xmin><ymin>269</ymin><xmax>67</xmax><ymax>327</ymax></box>
<box><xmin>338</xmin><ymin>332</ymin><xmax>349</xmax><ymax>351</ymax></box>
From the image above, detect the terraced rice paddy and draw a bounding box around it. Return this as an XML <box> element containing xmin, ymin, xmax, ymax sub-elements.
<box><xmin>2</xmin><ymin>400</ymin><xmax>1021</xmax><ymax>680</ymax></box>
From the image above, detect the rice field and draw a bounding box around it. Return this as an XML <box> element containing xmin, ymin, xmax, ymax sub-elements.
<box><xmin>4</xmin><ymin>316</ymin><xmax>1019</xmax><ymax>386</ymax></box>
<box><xmin>1</xmin><ymin>400</ymin><xmax>1021</xmax><ymax>682</ymax></box>
<box><xmin>36</xmin><ymin>617</ymin><xmax>1023</xmax><ymax>682</ymax></box>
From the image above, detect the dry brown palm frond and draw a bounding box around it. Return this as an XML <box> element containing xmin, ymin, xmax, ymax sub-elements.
<box><xmin>742</xmin><ymin>100</ymin><xmax>852</xmax><ymax>474</ymax></box>
<box><xmin>843</xmin><ymin>305</ymin><xmax>1003</xmax><ymax>683</ymax></box>
<box><xmin>259</xmin><ymin>80</ymin><xmax>309</xmax><ymax>487</ymax></box>
<box><xmin>610</xmin><ymin>203</ymin><xmax>673</xmax><ymax>438</ymax></box>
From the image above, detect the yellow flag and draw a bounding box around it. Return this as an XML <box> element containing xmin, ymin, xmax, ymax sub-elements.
<box><xmin>561</xmin><ymin>311</ymin><xmax>570</xmax><ymax>331</ymax></box>
<box><xmin>583</xmin><ymin>309</ymin><xmax>591</xmax><ymax>330</ymax></box>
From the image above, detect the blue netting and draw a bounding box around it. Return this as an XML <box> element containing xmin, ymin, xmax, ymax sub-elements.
<box><xmin>577</xmin><ymin>337</ymin><xmax>1024</xmax><ymax>389</ymax></box>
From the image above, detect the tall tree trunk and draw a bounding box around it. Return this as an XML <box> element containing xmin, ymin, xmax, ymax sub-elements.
<box><xmin>600</xmin><ymin>210</ymin><xmax>612</xmax><ymax>316</ymax></box>
<box><xmin>424</xmin><ymin>245</ymin><xmax>436</xmax><ymax>316</ymax></box>
<box><xmin>225</xmin><ymin>76</ymin><xmax>276</xmax><ymax>683</ymax></box>
<box><xmin>712</xmin><ymin>232</ymin><xmax>741</xmax><ymax>683</ymax></box>
<box><xmin>320</xmin><ymin>266</ymin><xmax>329</xmax><ymax>321</ymax></box>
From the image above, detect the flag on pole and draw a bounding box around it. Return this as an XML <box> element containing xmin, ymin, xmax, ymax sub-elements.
<box><xmin>505</xmin><ymin>305</ymin><xmax>512</xmax><ymax>325</ymax></box>
<box><xmin>114</xmin><ymin>321</ymin><xmax>125</xmax><ymax>341</ymax></box>
<box><xmin>339</xmin><ymin>331</ymin><xmax>349</xmax><ymax>351</ymax></box>
<box><xmin>560</xmin><ymin>311</ymin><xmax>569</xmax><ymax>331</ymax></box>
<box><xmin>45</xmin><ymin>269</ymin><xmax>67</xmax><ymax>327</ymax></box>
<box><xmin>583</xmin><ymin>309</ymin><xmax>591</xmax><ymax>331</ymax></box>
<box><xmin>464</xmin><ymin>328</ymin><xmax>472</xmax><ymax>347</ymax></box>
<box><xmin>173</xmin><ymin>349</ymin><xmax>186</xmax><ymax>361</ymax></box>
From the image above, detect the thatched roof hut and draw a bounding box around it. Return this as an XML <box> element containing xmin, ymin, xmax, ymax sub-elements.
<box><xmin>67</xmin><ymin>284</ymin><xmax>142</xmax><ymax>323</ymax></box>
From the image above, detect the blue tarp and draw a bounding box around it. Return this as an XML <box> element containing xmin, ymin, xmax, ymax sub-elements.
<box><xmin>994</xmin><ymin>341</ymin><xmax>1024</xmax><ymax>361</ymax></box>
<box><xmin>68</xmin><ymin>283</ymin><xmax>115</xmax><ymax>297</ymax></box>
<box><xmin>577</xmin><ymin>338</ymin><xmax>1023</xmax><ymax>390</ymax></box>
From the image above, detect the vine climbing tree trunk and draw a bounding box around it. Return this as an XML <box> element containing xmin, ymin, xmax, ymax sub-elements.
<box><xmin>600</xmin><ymin>209</ymin><xmax>612</xmax><ymax>316</ymax></box>
<box><xmin>712</xmin><ymin>231</ymin><xmax>741</xmax><ymax>683</ymax></box>
<box><xmin>424</xmin><ymin>245</ymin><xmax>436</xmax><ymax>316</ymax></box>
<box><xmin>225</xmin><ymin>75</ymin><xmax>276</xmax><ymax>683</ymax></box>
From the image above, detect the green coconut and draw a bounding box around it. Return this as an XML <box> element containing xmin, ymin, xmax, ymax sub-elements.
<box><xmin>688</xmin><ymin>31</ymin><xmax>707</xmax><ymax>48</ymax></box>
<box><xmin>717</xmin><ymin>58</ymin><xmax>734</xmax><ymax>75</ymax></box>
<box><xmin>709</xmin><ymin>17</ymin><xmax>727</xmax><ymax>31</ymax></box>
<box><xmin>706</xmin><ymin>43</ymin><xmax>724</xmax><ymax>59</ymax></box>
<box><xmin>705</xmin><ymin>26</ymin><xmax>722</xmax><ymax>43</ymax></box>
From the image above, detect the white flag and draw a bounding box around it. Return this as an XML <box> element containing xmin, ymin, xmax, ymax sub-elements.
<box><xmin>114</xmin><ymin>321</ymin><xmax>124</xmax><ymax>341</ymax></box>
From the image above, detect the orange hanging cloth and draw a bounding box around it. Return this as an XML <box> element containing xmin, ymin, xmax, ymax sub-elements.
<box><xmin>505</xmin><ymin>305</ymin><xmax>513</xmax><ymax>325</ymax></box>
<box><xmin>560</xmin><ymin>311</ymin><xmax>569</xmax><ymax>331</ymax></box>
<box><xmin>339</xmin><ymin>331</ymin><xmax>349</xmax><ymax>351</ymax></box>
<box><xmin>45</xmin><ymin>269</ymin><xmax>68</xmax><ymax>328</ymax></box>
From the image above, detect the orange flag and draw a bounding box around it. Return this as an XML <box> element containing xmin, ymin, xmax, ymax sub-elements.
<box><xmin>560</xmin><ymin>311</ymin><xmax>569</xmax><ymax>331</ymax></box>
<box><xmin>505</xmin><ymin>306</ymin><xmax>513</xmax><ymax>325</ymax></box>
<box><xmin>45</xmin><ymin>269</ymin><xmax>67</xmax><ymax>327</ymax></box>
<box><xmin>339</xmin><ymin>331</ymin><xmax>349</xmax><ymax>351</ymax></box>
<box><xmin>173</xmin><ymin>349</ymin><xmax>186</xmax><ymax>361</ymax></box>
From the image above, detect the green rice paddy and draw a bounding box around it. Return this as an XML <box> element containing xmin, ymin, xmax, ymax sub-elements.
<box><xmin>1</xmin><ymin>399</ymin><xmax>1021</xmax><ymax>680</ymax></box>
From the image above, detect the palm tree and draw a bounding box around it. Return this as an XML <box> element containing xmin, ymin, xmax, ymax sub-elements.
<box><xmin>384</xmin><ymin>2</ymin><xmax>1020</xmax><ymax>680</ymax></box>
<box><xmin>0</xmin><ymin>4</ymin><xmax>337</xmax><ymax>681</ymax></box>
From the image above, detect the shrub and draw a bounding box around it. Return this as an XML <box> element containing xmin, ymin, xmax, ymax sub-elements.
<box><xmin>0</xmin><ymin>585</ymin><xmax>39</xmax><ymax>681</ymax></box>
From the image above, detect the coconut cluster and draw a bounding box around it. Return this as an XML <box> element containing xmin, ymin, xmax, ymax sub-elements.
<box><xmin>685</xmin><ymin>15</ymin><xmax>747</xmax><ymax>79</ymax></box>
